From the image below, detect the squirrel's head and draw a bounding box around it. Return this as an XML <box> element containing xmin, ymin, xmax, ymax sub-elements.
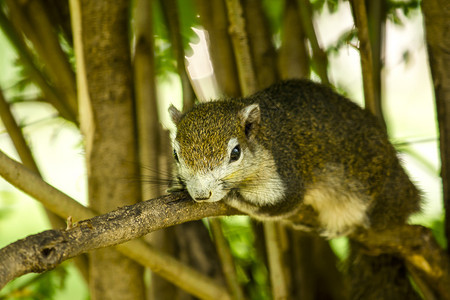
<box><xmin>168</xmin><ymin>100</ymin><xmax>261</xmax><ymax>203</ymax></box>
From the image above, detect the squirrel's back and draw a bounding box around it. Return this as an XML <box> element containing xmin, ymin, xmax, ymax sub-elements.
<box><xmin>170</xmin><ymin>79</ymin><xmax>421</xmax><ymax>237</ymax></box>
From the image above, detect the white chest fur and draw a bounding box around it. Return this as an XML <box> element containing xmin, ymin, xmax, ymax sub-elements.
<box><xmin>304</xmin><ymin>164</ymin><xmax>371</xmax><ymax>238</ymax></box>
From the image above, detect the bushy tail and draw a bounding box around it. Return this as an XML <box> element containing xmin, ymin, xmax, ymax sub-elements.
<box><xmin>348</xmin><ymin>242</ymin><xmax>421</xmax><ymax>300</ymax></box>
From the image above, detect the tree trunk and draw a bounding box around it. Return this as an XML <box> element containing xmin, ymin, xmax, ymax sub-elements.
<box><xmin>422</xmin><ymin>0</ymin><xmax>450</xmax><ymax>254</ymax></box>
<box><xmin>72</xmin><ymin>0</ymin><xmax>145</xmax><ymax>298</ymax></box>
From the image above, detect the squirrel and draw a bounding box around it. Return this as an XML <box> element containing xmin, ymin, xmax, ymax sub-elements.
<box><xmin>168</xmin><ymin>79</ymin><xmax>421</xmax><ymax>238</ymax></box>
<box><xmin>168</xmin><ymin>79</ymin><xmax>423</xmax><ymax>299</ymax></box>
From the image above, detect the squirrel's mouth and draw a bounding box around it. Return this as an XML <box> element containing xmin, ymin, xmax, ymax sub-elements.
<box><xmin>188</xmin><ymin>187</ymin><xmax>228</xmax><ymax>203</ymax></box>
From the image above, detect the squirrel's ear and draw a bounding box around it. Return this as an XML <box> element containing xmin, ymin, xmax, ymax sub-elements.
<box><xmin>239</xmin><ymin>104</ymin><xmax>260</xmax><ymax>138</ymax></box>
<box><xmin>168</xmin><ymin>105</ymin><xmax>182</xmax><ymax>124</ymax></box>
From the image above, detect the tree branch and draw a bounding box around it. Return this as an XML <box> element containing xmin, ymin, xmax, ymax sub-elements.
<box><xmin>352</xmin><ymin>226</ymin><xmax>450</xmax><ymax>299</ymax></box>
<box><xmin>209</xmin><ymin>218</ymin><xmax>245</xmax><ymax>300</ymax></box>
<box><xmin>224</xmin><ymin>0</ymin><xmax>257</xmax><ymax>96</ymax></box>
<box><xmin>159</xmin><ymin>0</ymin><xmax>195</xmax><ymax>111</ymax></box>
<box><xmin>5</xmin><ymin>0</ymin><xmax>78</xmax><ymax>121</ymax></box>
<box><xmin>297</xmin><ymin>0</ymin><xmax>330</xmax><ymax>85</ymax></box>
<box><xmin>350</xmin><ymin>0</ymin><xmax>385</xmax><ymax>125</ymax></box>
<box><xmin>0</xmin><ymin>191</ymin><xmax>236</xmax><ymax>298</ymax></box>
<box><xmin>194</xmin><ymin>0</ymin><xmax>241</xmax><ymax>97</ymax></box>
<box><xmin>278</xmin><ymin>0</ymin><xmax>310</xmax><ymax>80</ymax></box>
<box><xmin>0</xmin><ymin>86</ymin><xmax>89</xmax><ymax>279</ymax></box>
<box><xmin>0</xmin><ymin>8</ymin><xmax>77</xmax><ymax>124</ymax></box>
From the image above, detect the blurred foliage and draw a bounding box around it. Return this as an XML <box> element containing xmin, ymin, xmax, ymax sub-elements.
<box><xmin>311</xmin><ymin>0</ymin><xmax>340</xmax><ymax>13</ymax></box>
<box><xmin>430</xmin><ymin>217</ymin><xmax>447</xmax><ymax>250</ymax></box>
<box><xmin>0</xmin><ymin>265</ymin><xmax>68</xmax><ymax>300</ymax></box>
<box><xmin>326</xmin><ymin>29</ymin><xmax>359</xmax><ymax>55</ymax></box>
<box><xmin>0</xmin><ymin>191</ymin><xmax>15</xmax><ymax>220</ymax></box>
<box><xmin>221</xmin><ymin>217</ymin><xmax>271</xmax><ymax>300</ymax></box>
<box><xmin>386</xmin><ymin>0</ymin><xmax>421</xmax><ymax>24</ymax></box>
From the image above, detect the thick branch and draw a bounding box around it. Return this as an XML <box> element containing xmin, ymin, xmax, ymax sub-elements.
<box><xmin>0</xmin><ymin>191</ymin><xmax>237</xmax><ymax>298</ymax></box>
<box><xmin>352</xmin><ymin>225</ymin><xmax>450</xmax><ymax>299</ymax></box>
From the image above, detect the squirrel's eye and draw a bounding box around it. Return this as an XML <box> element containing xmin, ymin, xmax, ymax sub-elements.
<box><xmin>229</xmin><ymin>145</ymin><xmax>241</xmax><ymax>163</ymax></box>
<box><xmin>173</xmin><ymin>149</ymin><xmax>179</xmax><ymax>162</ymax></box>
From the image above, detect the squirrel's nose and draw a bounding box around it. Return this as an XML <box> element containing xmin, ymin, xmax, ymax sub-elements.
<box><xmin>194</xmin><ymin>191</ymin><xmax>212</xmax><ymax>202</ymax></box>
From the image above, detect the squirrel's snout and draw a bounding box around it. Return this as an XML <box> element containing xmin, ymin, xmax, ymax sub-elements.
<box><xmin>194</xmin><ymin>191</ymin><xmax>212</xmax><ymax>202</ymax></box>
<box><xmin>186</xmin><ymin>174</ymin><xmax>226</xmax><ymax>202</ymax></box>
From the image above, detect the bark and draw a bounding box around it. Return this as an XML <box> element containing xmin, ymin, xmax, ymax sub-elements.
<box><xmin>350</xmin><ymin>0</ymin><xmax>385</xmax><ymax>125</ymax></box>
<box><xmin>242</xmin><ymin>0</ymin><xmax>279</xmax><ymax>89</ymax></box>
<box><xmin>278</xmin><ymin>0</ymin><xmax>310</xmax><ymax>80</ymax></box>
<box><xmin>422</xmin><ymin>0</ymin><xmax>450</xmax><ymax>254</ymax></box>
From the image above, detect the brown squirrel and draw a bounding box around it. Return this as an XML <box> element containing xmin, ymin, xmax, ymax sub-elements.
<box><xmin>169</xmin><ymin>79</ymin><xmax>422</xmax><ymax>298</ymax></box>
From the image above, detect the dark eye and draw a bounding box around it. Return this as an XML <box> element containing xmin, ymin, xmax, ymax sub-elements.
<box><xmin>173</xmin><ymin>149</ymin><xmax>179</xmax><ymax>162</ymax></box>
<box><xmin>229</xmin><ymin>145</ymin><xmax>241</xmax><ymax>163</ymax></box>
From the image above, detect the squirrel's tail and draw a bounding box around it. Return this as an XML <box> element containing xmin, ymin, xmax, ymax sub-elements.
<box><xmin>348</xmin><ymin>242</ymin><xmax>421</xmax><ymax>300</ymax></box>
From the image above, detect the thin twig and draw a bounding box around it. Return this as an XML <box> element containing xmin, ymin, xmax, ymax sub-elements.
<box><xmin>264</xmin><ymin>222</ymin><xmax>289</xmax><ymax>299</ymax></box>
<box><xmin>351</xmin><ymin>0</ymin><xmax>385</xmax><ymax>124</ymax></box>
<box><xmin>5</xmin><ymin>0</ymin><xmax>78</xmax><ymax>115</ymax></box>
<box><xmin>0</xmin><ymin>89</ymin><xmax>40</xmax><ymax>173</ymax></box>
<box><xmin>159</xmin><ymin>0</ymin><xmax>195</xmax><ymax>111</ymax></box>
<box><xmin>297</xmin><ymin>0</ymin><xmax>330</xmax><ymax>85</ymax></box>
<box><xmin>194</xmin><ymin>0</ymin><xmax>241</xmax><ymax>97</ymax></box>
<box><xmin>133</xmin><ymin>0</ymin><xmax>161</xmax><ymax>200</ymax></box>
<box><xmin>224</xmin><ymin>0</ymin><xmax>257</xmax><ymax>96</ymax></box>
<box><xmin>209</xmin><ymin>218</ymin><xmax>245</xmax><ymax>300</ymax></box>
<box><xmin>0</xmin><ymin>8</ymin><xmax>77</xmax><ymax>123</ymax></box>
